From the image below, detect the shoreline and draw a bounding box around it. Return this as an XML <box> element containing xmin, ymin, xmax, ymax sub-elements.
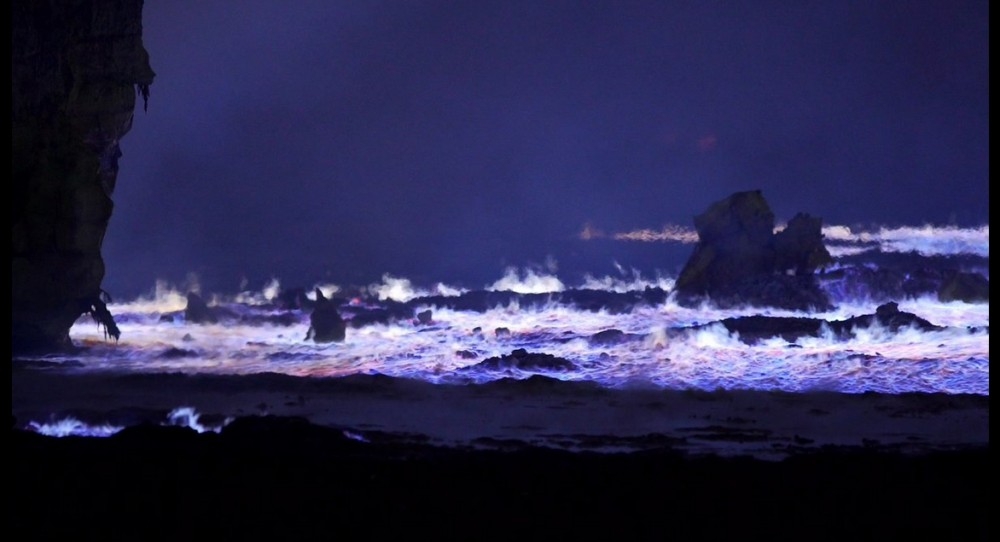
<box><xmin>13</xmin><ymin>365</ymin><xmax>989</xmax><ymax>537</ymax></box>
<box><xmin>13</xmin><ymin>367</ymin><xmax>989</xmax><ymax>459</ymax></box>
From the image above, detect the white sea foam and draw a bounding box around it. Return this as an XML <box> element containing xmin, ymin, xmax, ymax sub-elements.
<box><xmin>56</xmin><ymin>224</ymin><xmax>987</xmax><ymax>395</ymax></box>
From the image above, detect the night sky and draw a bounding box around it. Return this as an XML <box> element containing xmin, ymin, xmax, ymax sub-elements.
<box><xmin>103</xmin><ymin>0</ymin><xmax>989</xmax><ymax>298</ymax></box>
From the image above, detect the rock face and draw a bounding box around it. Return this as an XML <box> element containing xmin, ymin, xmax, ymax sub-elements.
<box><xmin>692</xmin><ymin>301</ymin><xmax>945</xmax><ymax>345</ymax></box>
<box><xmin>937</xmin><ymin>272</ymin><xmax>990</xmax><ymax>303</ymax></box>
<box><xmin>306</xmin><ymin>289</ymin><xmax>347</xmax><ymax>343</ymax></box>
<box><xmin>12</xmin><ymin>0</ymin><xmax>154</xmax><ymax>352</ymax></box>
<box><xmin>468</xmin><ymin>349</ymin><xmax>576</xmax><ymax>372</ymax></box>
<box><xmin>184</xmin><ymin>293</ymin><xmax>218</xmax><ymax>324</ymax></box>
<box><xmin>674</xmin><ymin>191</ymin><xmax>833</xmax><ymax>311</ymax></box>
<box><xmin>773</xmin><ymin>212</ymin><xmax>834</xmax><ymax>275</ymax></box>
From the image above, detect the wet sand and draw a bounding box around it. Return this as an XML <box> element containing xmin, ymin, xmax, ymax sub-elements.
<box><xmin>12</xmin><ymin>364</ymin><xmax>990</xmax><ymax>539</ymax></box>
<box><xmin>12</xmin><ymin>366</ymin><xmax>988</xmax><ymax>458</ymax></box>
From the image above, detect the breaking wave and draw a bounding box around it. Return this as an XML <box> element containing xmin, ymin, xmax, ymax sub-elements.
<box><xmin>14</xmin><ymin>224</ymin><xmax>986</xmax><ymax>410</ymax></box>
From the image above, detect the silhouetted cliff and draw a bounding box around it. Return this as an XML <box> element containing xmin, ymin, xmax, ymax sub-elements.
<box><xmin>12</xmin><ymin>0</ymin><xmax>153</xmax><ymax>351</ymax></box>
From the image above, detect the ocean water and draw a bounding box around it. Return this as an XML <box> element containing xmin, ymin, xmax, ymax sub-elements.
<box><xmin>49</xmin><ymin>223</ymin><xmax>988</xmax><ymax>394</ymax></box>
<box><xmin>17</xmin><ymin>223</ymin><xmax>989</xmax><ymax>438</ymax></box>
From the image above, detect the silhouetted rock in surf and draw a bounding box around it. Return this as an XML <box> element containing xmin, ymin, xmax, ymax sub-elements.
<box><xmin>470</xmin><ymin>349</ymin><xmax>576</xmax><ymax>372</ymax></box>
<box><xmin>159</xmin><ymin>347</ymin><xmax>198</xmax><ymax>359</ymax></box>
<box><xmin>416</xmin><ymin>309</ymin><xmax>433</xmax><ymax>325</ymax></box>
<box><xmin>691</xmin><ymin>301</ymin><xmax>944</xmax><ymax>345</ymax></box>
<box><xmin>588</xmin><ymin>329</ymin><xmax>642</xmax><ymax>345</ymax></box>
<box><xmin>185</xmin><ymin>292</ymin><xmax>218</xmax><ymax>324</ymax></box>
<box><xmin>937</xmin><ymin>272</ymin><xmax>989</xmax><ymax>303</ymax></box>
<box><xmin>399</xmin><ymin>288</ymin><xmax>668</xmax><ymax>316</ymax></box>
<box><xmin>674</xmin><ymin>191</ymin><xmax>833</xmax><ymax>311</ymax></box>
<box><xmin>344</xmin><ymin>306</ymin><xmax>397</xmax><ymax>328</ymax></box>
<box><xmin>818</xmin><ymin>265</ymin><xmax>909</xmax><ymax>302</ymax></box>
<box><xmin>817</xmin><ymin>259</ymin><xmax>990</xmax><ymax>304</ymax></box>
<box><xmin>276</xmin><ymin>286</ymin><xmax>312</xmax><ymax>310</ymax></box>
<box><xmin>306</xmin><ymin>288</ymin><xmax>346</xmax><ymax>343</ymax></box>
<box><xmin>774</xmin><ymin>213</ymin><xmax>834</xmax><ymax>275</ymax></box>
<box><xmin>182</xmin><ymin>292</ymin><xmax>240</xmax><ymax>324</ymax></box>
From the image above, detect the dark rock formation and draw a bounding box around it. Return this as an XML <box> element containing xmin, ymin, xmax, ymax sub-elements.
<box><xmin>773</xmin><ymin>213</ymin><xmax>834</xmax><ymax>275</ymax></box>
<box><xmin>690</xmin><ymin>302</ymin><xmax>944</xmax><ymax>345</ymax></box>
<box><xmin>11</xmin><ymin>416</ymin><xmax>989</xmax><ymax>539</ymax></box>
<box><xmin>306</xmin><ymin>288</ymin><xmax>346</xmax><ymax>342</ymax></box>
<box><xmin>589</xmin><ymin>329</ymin><xmax>641</xmax><ymax>345</ymax></box>
<box><xmin>276</xmin><ymin>286</ymin><xmax>312</xmax><ymax>310</ymax></box>
<box><xmin>937</xmin><ymin>272</ymin><xmax>989</xmax><ymax>303</ymax></box>
<box><xmin>818</xmin><ymin>265</ymin><xmax>910</xmax><ymax>302</ymax></box>
<box><xmin>589</xmin><ymin>329</ymin><xmax>626</xmax><ymax>345</ymax></box>
<box><xmin>674</xmin><ymin>191</ymin><xmax>833</xmax><ymax>311</ymax></box>
<box><xmin>415</xmin><ymin>309</ymin><xmax>433</xmax><ymax>325</ymax></box>
<box><xmin>12</xmin><ymin>0</ymin><xmax>155</xmax><ymax>352</ymax></box>
<box><xmin>469</xmin><ymin>348</ymin><xmax>576</xmax><ymax>372</ymax></box>
<box><xmin>159</xmin><ymin>347</ymin><xmax>198</xmax><ymax>359</ymax></box>
<box><xmin>343</xmin><ymin>306</ymin><xmax>395</xmax><ymax>328</ymax></box>
<box><xmin>816</xmin><ymin>252</ymin><xmax>990</xmax><ymax>304</ymax></box>
<box><xmin>406</xmin><ymin>288</ymin><xmax>668</xmax><ymax>315</ymax></box>
<box><xmin>184</xmin><ymin>292</ymin><xmax>218</xmax><ymax>324</ymax></box>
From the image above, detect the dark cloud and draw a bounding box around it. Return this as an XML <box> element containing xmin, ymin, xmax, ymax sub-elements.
<box><xmin>104</xmin><ymin>0</ymin><xmax>989</xmax><ymax>297</ymax></box>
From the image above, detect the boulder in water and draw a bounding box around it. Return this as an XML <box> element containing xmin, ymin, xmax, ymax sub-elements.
<box><xmin>937</xmin><ymin>272</ymin><xmax>989</xmax><ymax>303</ymax></box>
<box><xmin>674</xmin><ymin>190</ymin><xmax>832</xmax><ymax>311</ymax></box>
<box><xmin>306</xmin><ymin>288</ymin><xmax>346</xmax><ymax>343</ymax></box>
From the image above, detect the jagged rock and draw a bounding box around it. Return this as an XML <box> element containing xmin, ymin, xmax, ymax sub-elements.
<box><xmin>416</xmin><ymin>309</ymin><xmax>433</xmax><ymax>325</ymax></box>
<box><xmin>844</xmin><ymin>301</ymin><xmax>941</xmax><ymax>333</ymax></box>
<box><xmin>675</xmin><ymin>190</ymin><xmax>777</xmax><ymax>298</ymax></box>
<box><xmin>902</xmin><ymin>268</ymin><xmax>951</xmax><ymax>299</ymax></box>
<box><xmin>471</xmin><ymin>349</ymin><xmax>576</xmax><ymax>372</ymax></box>
<box><xmin>84</xmin><ymin>293</ymin><xmax>121</xmax><ymax>342</ymax></box>
<box><xmin>306</xmin><ymin>288</ymin><xmax>346</xmax><ymax>342</ymax></box>
<box><xmin>818</xmin><ymin>266</ymin><xmax>908</xmax><ymax>302</ymax></box>
<box><xmin>818</xmin><ymin>263</ymin><xmax>989</xmax><ymax>304</ymax></box>
<box><xmin>707</xmin><ymin>315</ymin><xmax>825</xmax><ymax>344</ymax></box>
<box><xmin>773</xmin><ymin>213</ymin><xmax>833</xmax><ymax>275</ymax></box>
<box><xmin>12</xmin><ymin>0</ymin><xmax>154</xmax><ymax>352</ymax></box>
<box><xmin>937</xmin><ymin>272</ymin><xmax>989</xmax><ymax>303</ymax></box>
<box><xmin>159</xmin><ymin>347</ymin><xmax>197</xmax><ymax>359</ymax></box>
<box><xmin>674</xmin><ymin>191</ymin><xmax>832</xmax><ymax>311</ymax></box>
<box><xmin>694</xmin><ymin>301</ymin><xmax>944</xmax><ymax>345</ymax></box>
<box><xmin>589</xmin><ymin>329</ymin><xmax>627</xmax><ymax>345</ymax></box>
<box><xmin>495</xmin><ymin>327</ymin><xmax>511</xmax><ymax>338</ymax></box>
<box><xmin>344</xmin><ymin>307</ymin><xmax>394</xmax><ymax>328</ymax></box>
<box><xmin>185</xmin><ymin>292</ymin><xmax>218</xmax><ymax>324</ymax></box>
<box><xmin>276</xmin><ymin>287</ymin><xmax>311</xmax><ymax>310</ymax></box>
<box><xmin>405</xmin><ymin>288</ymin><xmax>667</xmax><ymax>315</ymax></box>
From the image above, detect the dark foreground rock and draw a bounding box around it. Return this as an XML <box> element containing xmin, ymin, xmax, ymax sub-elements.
<box><xmin>11</xmin><ymin>417</ymin><xmax>989</xmax><ymax>539</ymax></box>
